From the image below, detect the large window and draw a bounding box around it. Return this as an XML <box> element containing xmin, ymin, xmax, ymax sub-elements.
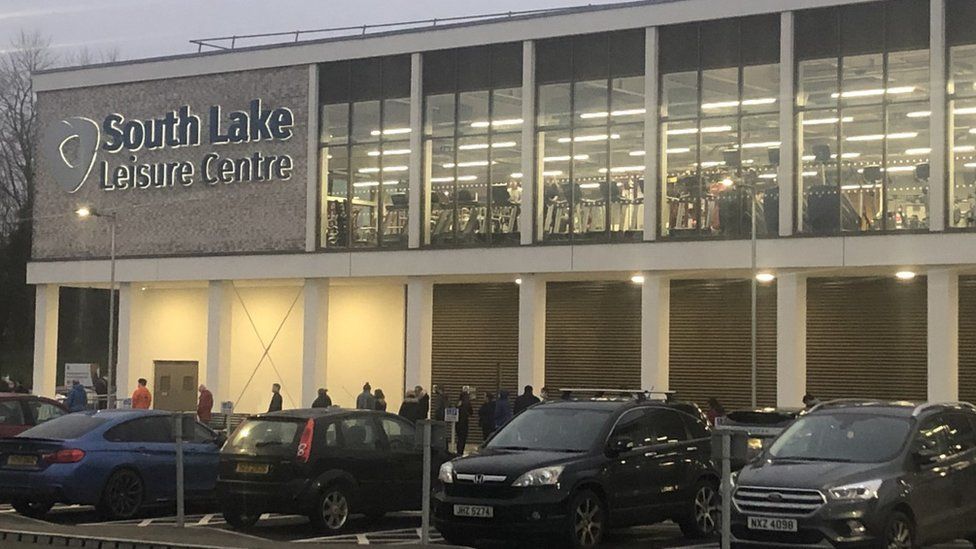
<box><xmin>949</xmin><ymin>0</ymin><xmax>976</xmax><ymax>229</ymax></box>
<box><xmin>796</xmin><ymin>1</ymin><xmax>930</xmax><ymax>234</ymax></box>
<box><xmin>659</xmin><ymin>16</ymin><xmax>780</xmax><ymax>239</ymax></box>
<box><xmin>536</xmin><ymin>30</ymin><xmax>645</xmax><ymax>243</ymax></box>
<box><xmin>423</xmin><ymin>44</ymin><xmax>523</xmax><ymax>246</ymax></box>
<box><xmin>319</xmin><ymin>56</ymin><xmax>411</xmax><ymax>249</ymax></box>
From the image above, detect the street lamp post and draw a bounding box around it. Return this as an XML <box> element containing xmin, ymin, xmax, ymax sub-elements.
<box><xmin>76</xmin><ymin>207</ymin><xmax>118</xmax><ymax>409</ymax></box>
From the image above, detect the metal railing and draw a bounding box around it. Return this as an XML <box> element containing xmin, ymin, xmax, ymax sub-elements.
<box><xmin>188</xmin><ymin>7</ymin><xmax>576</xmax><ymax>52</ymax></box>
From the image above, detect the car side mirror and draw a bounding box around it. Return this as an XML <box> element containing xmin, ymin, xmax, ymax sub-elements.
<box><xmin>607</xmin><ymin>436</ymin><xmax>635</xmax><ymax>456</ymax></box>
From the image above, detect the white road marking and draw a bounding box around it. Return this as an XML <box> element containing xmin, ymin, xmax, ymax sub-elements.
<box><xmin>356</xmin><ymin>533</ymin><xmax>369</xmax><ymax>544</ymax></box>
<box><xmin>138</xmin><ymin>518</ymin><xmax>153</xmax><ymax>527</ymax></box>
<box><xmin>197</xmin><ymin>513</ymin><xmax>215</xmax><ymax>526</ymax></box>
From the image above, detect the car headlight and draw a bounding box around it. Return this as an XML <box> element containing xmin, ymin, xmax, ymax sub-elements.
<box><xmin>828</xmin><ymin>479</ymin><xmax>883</xmax><ymax>501</ymax></box>
<box><xmin>512</xmin><ymin>465</ymin><xmax>564</xmax><ymax>487</ymax></box>
<box><xmin>438</xmin><ymin>461</ymin><xmax>455</xmax><ymax>484</ymax></box>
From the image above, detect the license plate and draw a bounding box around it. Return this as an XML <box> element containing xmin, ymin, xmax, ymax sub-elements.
<box><xmin>453</xmin><ymin>504</ymin><xmax>493</xmax><ymax>518</ymax></box>
<box><xmin>235</xmin><ymin>462</ymin><xmax>269</xmax><ymax>475</ymax></box>
<box><xmin>748</xmin><ymin>516</ymin><xmax>797</xmax><ymax>532</ymax></box>
<box><xmin>6</xmin><ymin>455</ymin><xmax>37</xmax><ymax>467</ymax></box>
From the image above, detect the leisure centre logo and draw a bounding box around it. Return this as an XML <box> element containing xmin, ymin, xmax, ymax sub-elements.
<box><xmin>42</xmin><ymin>116</ymin><xmax>100</xmax><ymax>194</ymax></box>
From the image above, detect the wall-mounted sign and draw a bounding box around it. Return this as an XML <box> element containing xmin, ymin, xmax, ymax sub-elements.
<box><xmin>44</xmin><ymin>99</ymin><xmax>295</xmax><ymax>194</ymax></box>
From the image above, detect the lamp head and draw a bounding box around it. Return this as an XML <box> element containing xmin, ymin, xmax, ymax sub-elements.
<box><xmin>75</xmin><ymin>206</ymin><xmax>92</xmax><ymax>218</ymax></box>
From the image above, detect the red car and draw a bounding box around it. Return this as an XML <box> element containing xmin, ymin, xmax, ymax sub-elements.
<box><xmin>0</xmin><ymin>394</ymin><xmax>68</xmax><ymax>438</ymax></box>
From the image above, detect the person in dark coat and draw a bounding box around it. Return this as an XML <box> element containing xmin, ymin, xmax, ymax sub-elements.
<box><xmin>311</xmin><ymin>388</ymin><xmax>332</xmax><ymax>408</ymax></box>
<box><xmin>456</xmin><ymin>389</ymin><xmax>473</xmax><ymax>455</ymax></box>
<box><xmin>399</xmin><ymin>390</ymin><xmax>419</xmax><ymax>422</ymax></box>
<box><xmin>513</xmin><ymin>385</ymin><xmax>540</xmax><ymax>415</ymax></box>
<box><xmin>415</xmin><ymin>385</ymin><xmax>430</xmax><ymax>419</ymax></box>
<box><xmin>374</xmin><ymin>389</ymin><xmax>387</xmax><ymax>411</ymax></box>
<box><xmin>268</xmin><ymin>383</ymin><xmax>283</xmax><ymax>412</ymax></box>
<box><xmin>65</xmin><ymin>380</ymin><xmax>87</xmax><ymax>413</ymax></box>
<box><xmin>356</xmin><ymin>383</ymin><xmax>375</xmax><ymax>410</ymax></box>
<box><xmin>478</xmin><ymin>392</ymin><xmax>496</xmax><ymax>440</ymax></box>
<box><xmin>493</xmin><ymin>391</ymin><xmax>512</xmax><ymax>430</ymax></box>
<box><xmin>433</xmin><ymin>388</ymin><xmax>449</xmax><ymax>422</ymax></box>
<box><xmin>197</xmin><ymin>385</ymin><xmax>214</xmax><ymax>423</ymax></box>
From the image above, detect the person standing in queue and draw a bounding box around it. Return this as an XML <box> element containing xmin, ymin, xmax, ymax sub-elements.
<box><xmin>456</xmin><ymin>388</ymin><xmax>473</xmax><ymax>455</ymax></box>
<box><xmin>197</xmin><ymin>385</ymin><xmax>214</xmax><ymax>424</ymax></box>
<box><xmin>356</xmin><ymin>383</ymin><xmax>375</xmax><ymax>410</ymax></box>
<box><xmin>311</xmin><ymin>388</ymin><xmax>332</xmax><ymax>408</ymax></box>
<box><xmin>374</xmin><ymin>389</ymin><xmax>387</xmax><ymax>411</ymax></box>
<box><xmin>268</xmin><ymin>383</ymin><xmax>283</xmax><ymax>412</ymax></box>
<box><xmin>706</xmin><ymin>397</ymin><xmax>726</xmax><ymax>427</ymax></box>
<box><xmin>513</xmin><ymin>385</ymin><xmax>540</xmax><ymax>415</ymax></box>
<box><xmin>399</xmin><ymin>390</ymin><xmax>419</xmax><ymax>421</ymax></box>
<box><xmin>131</xmin><ymin>378</ymin><xmax>152</xmax><ymax>409</ymax></box>
<box><xmin>493</xmin><ymin>391</ymin><xmax>512</xmax><ymax>430</ymax></box>
<box><xmin>478</xmin><ymin>392</ymin><xmax>497</xmax><ymax>439</ymax></box>
<box><xmin>66</xmin><ymin>380</ymin><xmax>88</xmax><ymax>412</ymax></box>
<box><xmin>415</xmin><ymin>385</ymin><xmax>430</xmax><ymax>419</ymax></box>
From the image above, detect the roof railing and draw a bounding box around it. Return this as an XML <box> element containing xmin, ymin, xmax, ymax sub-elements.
<box><xmin>911</xmin><ymin>401</ymin><xmax>976</xmax><ymax>417</ymax></box>
<box><xmin>188</xmin><ymin>7</ymin><xmax>573</xmax><ymax>52</ymax></box>
<box><xmin>807</xmin><ymin>398</ymin><xmax>886</xmax><ymax>413</ymax></box>
<box><xmin>554</xmin><ymin>388</ymin><xmax>677</xmax><ymax>402</ymax></box>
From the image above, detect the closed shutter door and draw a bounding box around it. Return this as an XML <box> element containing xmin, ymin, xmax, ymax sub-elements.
<box><xmin>960</xmin><ymin>277</ymin><xmax>976</xmax><ymax>404</ymax></box>
<box><xmin>807</xmin><ymin>277</ymin><xmax>927</xmax><ymax>401</ymax></box>
<box><xmin>545</xmin><ymin>282</ymin><xmax>641</xmax><ymax>391</ymax></box>
<box><xmin>669</xmin><ymin>280</ymin><xmax>777</xmax><ymax>410</ymax></box>
<box><xmin>431</xmin><ymin>284</ymin><xmax>518</xmax><ymax>445</ymax></box>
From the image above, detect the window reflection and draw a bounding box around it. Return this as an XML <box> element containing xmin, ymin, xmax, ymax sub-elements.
<box><xmin>949</xmin><ymin>0</ymin><xmax>976</xmax><ymax>228</ymax></box>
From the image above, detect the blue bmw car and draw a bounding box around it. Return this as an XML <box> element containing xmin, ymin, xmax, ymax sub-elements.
<box><xmin>0</xmin><ymin>409</ymin><xmax>222</xmax><ymax>519</ymax></box>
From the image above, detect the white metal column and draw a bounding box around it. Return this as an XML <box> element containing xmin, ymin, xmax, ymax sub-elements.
<box><xmin>776</xmin><ymin>273</ymin><xmax>807</xmax><ymax>407</ymax></box>
<box><xmin>930</xmin><ymin>0</ymin><xmax>948</xmax><ymax>232</ymax></box>
<box><xmin>409</xmin><ymin>52</ymin><xmax>424</xmax><ymax>249</ymax></box>
<box><xmin>928</xmin><ymin>269</ymin><xmax>959</xmax><ymax>401</ymax></box>
<box><xmin>518</xmin><ymin>276</ymin><xmax>546</xmax><ymax>390</ymax></box>
<box><xmin>779</xmin><ymin>12</ymin><xmax>796</xmax><ymax>237</ymax></box>
<box><xmin>644</xmin><ymin>27</ymin><xmax>660</xmax><ymax>241</ymax></box>
<box><xmin>306</xmin><ymin>63</ymin><xmax>320</xmax><ymax>251</ymax></box>
<box><xmin>32</xmin><ymin>284</ymin><xmax>59</xmax><ymax>398</ymax></box>
<box><xmin>640</xmin><ymin>274</ymin><xmax>669</xmax><ymax>391</ymax></box>
<box><xmin>521</xmin><ymin>40</ymin><xmax>537</xmax><ymax>245</ymax></box>
<box><xmin>206</xmin><ymin>281</ymin><xmax>233</xmax><ymax>407</ymax></box>
<box><xmin>301</xmin><ymin>278</ymin><xmax>329</xmax><ymax>407</ymax></box>
<box><xmin>116</xmin><ymin>283</ymin><xmax>135</xmax><ymax>403</ymax></box>
<box><xmin>404</xmin><ymin>277</ymin><xmax>433</xmax><ymax>392</ymax></box>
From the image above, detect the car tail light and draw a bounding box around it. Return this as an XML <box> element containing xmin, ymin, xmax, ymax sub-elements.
<box><xmin>42</xmin><ymin>449</ymin><xmax>86</xmax><ymax>464</ymax></box>
<box><xmin>296</xmin><ymin>419</ymin><xmax>314</xmax><ymax>463</ymax></box>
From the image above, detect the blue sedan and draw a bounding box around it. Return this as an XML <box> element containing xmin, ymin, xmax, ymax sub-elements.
<box><xmin>0</xmin><ymin>409</ymin><xmax>222</xmax><ymax>519</ymax></box>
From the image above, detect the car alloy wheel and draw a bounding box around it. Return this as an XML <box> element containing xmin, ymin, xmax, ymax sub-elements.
<box><xmin>693</xmin><ymin>484</ymin><xmax>718</xmax><ymax>534</ymax></box>
<box><xmin>102</xmin><ymin>470</ymin><xmax>144</xmax><ymax>519</ymax></box>
<box><xmin>885</xmin><ymin>512</ymin><xmax>913</xmax><ymax>549</ymax></box>
<box><xmin>320</xmin><ymin>489</ymin><xmax>350</xmax><ymax>531</ymax></box>
<box><xmin>571</xmin><ymin>490</ymin><xmax>604</xmax><ymax>548</ymax></box>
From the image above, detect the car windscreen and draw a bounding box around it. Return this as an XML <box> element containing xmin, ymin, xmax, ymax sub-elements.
<box><xmin>19</xmin><ymin>414</ymin><xmax>107</xmax><ymax>440</ymax></box>
<box><xmin>486</xmin><ymin>407</ymin><xmax>613</xmax><ymax>452</ymax></box>
<box><xmin>225</xmin><ymin>419</ymin><xmax>302</xmax><ymax>454</ymax></box>
<box><xmin>768</xmin><ymin>413</ymin><xmax>911</xmax><ymax>463</ymax></box>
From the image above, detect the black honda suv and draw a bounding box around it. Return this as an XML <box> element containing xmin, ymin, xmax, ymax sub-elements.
<box><xmin>731</xmin><ymin>400</ymin><xmax>976</xmax><ymax>548</ymax></box>
<box><xmin>433</xmin><ymin>397</ymin><xmax>717</xmax><ymax>548</ymax></box>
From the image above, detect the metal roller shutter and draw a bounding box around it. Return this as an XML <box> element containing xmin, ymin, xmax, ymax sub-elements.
<box><xmin>807</xmin><ymin>277</ymin><xmax>927</xmax><ymax>402</ymax></box>
<box><xmin>669</xmin><ymin>280</ymin><xmax>777</xmax><ymax>410</ymax></box>
<box><xmin>545</xmin><ymin>281</ymin><xmax>642</xmax><ymax>392</ymax></box>
<box><xmin>960</xmin><ymin>276</ymin><xmax>976</xmax><ymax>404</ymax></box>
<box><xmin>431</xmin><ymin>284</ymin><xmax>519</xmax><ymax>445</ymax></box>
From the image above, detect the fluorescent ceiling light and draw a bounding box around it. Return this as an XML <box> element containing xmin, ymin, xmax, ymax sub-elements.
<box><xmin>579</xmin><ymin>108</ymin><xmax>647</xmax><ymax>119</ymax></box>
<box><xmin>802</xmin><ymin>171</ymin><xmax>818</xmax><ymax>177</ymax></box>
<box><xmin>557</xmin><ymin>134</ymin><xmax>621</xmax><ymax>143</ymax></box>
<box><xmin>579</xmin><ymin>182</ymin><xmax>601</xmax><ymax>189</ymax></box>
<box><xmin>701</xmin><ymin>97</ymin><xmax>776</xmax><ymax>110</ymax></box>
<box><xmin>542</xmin><ymin>170</ymin><xmax>563</xmax><ymax>177</ymax></box>
<box><xmin>430</xmin><ymin>175</ymin><xmax>479</xmax><ymax>183</ymax></box>
<box><xmin>831</xmin><ymin>86</ymin><xmax>916</xmax><ymax>99</ymax></box>
<box><xmin>846</xmin><ymin>132</ymin><xmax>918</xmax><ymax>142</ymax></box>
<box><xmin>353</xmin><ymin>180</ymin><xmax>400</xmax><ymax>187</ymax></box>
<box><xmin>758</xmin><ymin>173</ymin><xmax>778</xmax><ymax>179</ymax></box>
<box><xmin>510</xmin><ymin>172</ymin><xmax>524</xmax><ymax>178</ymax></box>
<box><xmin>370</xmin><ymin>127</ymin><xmax>412</xmax><ymax>136</ymax></box>
<box><xmin>965</xmin><ymin>162</ymin><xmax>976</xmax><ymax>168</ymax></box>
<box><xmin>802</xmin><ymin>116</ymin><xmax>854</xmax><ymax>126</ymax></box>
<box><xmin>457</xmin><ymin>141</ymin><xmax>518</xmax><ymax>151</ymax></box>
<box><xmin>904</xmin><ymin>148</ymin><xmax>931</xmax><ymax>155</ymax></box>
<box><xmin>740</xmin><ymin>141</ymin><xmax>781</xmax><ymax>149</ymax></box>
<box><xmin>598</xmin><ymin>166</ymin><xmax>645</xmax><ymax>173</ymax></box>
<box><xmin>442</xmin><ymin>161</ymin><xmax>491</xmax><ymax>168</ymax></box>
<box><xmin>471</xmin><ymin>118</ymin><xmax>523</xmax><ymax>128</ymax></box>
<box><xmin>544</xmin><ymin>154</ymin><xmax>590</xmax><ymax>162</ymax></box>
<box><xmin>907</xmin><ymin>111</ymin><xmax>931</xmax><ymax>118</ymax></box>
<box><xmin>367</xmin><ymin>148</ymin><xmax>412</xmax><ymax>157</ymax></box>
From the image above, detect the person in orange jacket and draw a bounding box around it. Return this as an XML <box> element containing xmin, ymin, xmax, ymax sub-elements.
<box><xmin>131</xmin><ymin>378</ymin><xmax>152</xmax><ymax>409</ymax></box>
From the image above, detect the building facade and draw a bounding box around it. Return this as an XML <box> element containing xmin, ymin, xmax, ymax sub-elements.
<box><xmin>29</xmin><ymin>0</ymin><xmax>976</xmax><ymax>423</ymax></box>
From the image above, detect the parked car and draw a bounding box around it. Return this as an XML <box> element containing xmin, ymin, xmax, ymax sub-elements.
<box><xmin>433</xmin><ymin>397</ymin><xmax>717</xmax><ymax>548</ymax></box>
<box><xmin>731</xmin><ymin>400</ymin><xmax>976</xmax><ymax>548</ymax></box>
<box><xmin>217</xmin><ymin>408</ymin><xmax>449</xmax><ymax>532</ymax></box>
<box><xmin>0</xmin><ymin>394</ymin><xmax>67</xmax><ymax>437</ymax></box>
<box><xmin>0</xmin><ymin>409</ymin><xmax>222</xmax><ymax>519</ymax></box>
<box><xmin>717</xmin><ymin>407</ymin><xmax>801</xmax><ymax>466</ymax></box>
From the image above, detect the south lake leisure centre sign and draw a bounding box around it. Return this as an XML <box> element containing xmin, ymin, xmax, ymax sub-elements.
<box><xmin>46</xmin><ymin>99</ymin><xmax>296</xmax><ymax>194</ymax></box>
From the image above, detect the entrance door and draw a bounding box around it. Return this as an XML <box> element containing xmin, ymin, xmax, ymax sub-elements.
<box><xmin>153</xmin><ymin>361</ymin><xmax>199</xmax><ymax>411</ymax></box>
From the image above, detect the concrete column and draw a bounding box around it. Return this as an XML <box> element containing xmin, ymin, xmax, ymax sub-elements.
<box><xmin>644</xmin><ymin>27</ymin><xmax>660</xmax><ymax>241</ymax></box>
<box><xmin>306</xmin><ymin>63</ymin><xmax>320</xmax><ymax>251</ymax></box>
<box><xmin>518</xmin><ymin>276</ymin><xmax>546</xmax><ymax>391</ymax></box>
<box><xmin>520</xmin><ymin>40</ymin><xmax>537</xmax><ymax>245</ymax></box>
<box><xmin>206</xmin><ymin>281</ymin><xmax>233</xmax><ymax>408</ymax></box>
<box><xmin>116</xmin><ymin>283</ymin><xmax>135</xmax><ymax>402</ymax></box>
<box><xmin>301</xmin><ymin>279</ymin><xmax>329</xmax><ymax>407</ymax></box>
<box><xmin>776</xmin><ymin>273</ymin><xmax>807</xmax><ymax>407</ymax></box>
<box><xmin>409</xmin><ymin>52</ymin><xmax>424</xmax><ymax>249</ymax></box>
<box><xmin>640</xmin><ymin>274</ymin><xmax>669</xmax><ymax>392</ymax></box>
<box><xmin>930</xmin><ymin>0</ymin><xmax>948</xmax><ymax>232</ymax></box>
<box><xmin>779</xmin><ymin>12</ymin><xmax>796</xmax><ymax>236</ymax></box>
<box><xmin>404</xmin><ymin>277</ymin><xmax>433</xmax><ymax>392</ymax></box>
<box><xmin>32</xmin><ymin>284</ymin><xmax>59</xmax><ymax>398</ymax></box>
<box><xmin>928</xmin><ymin>269</ymin><xmax>959</xmax><ymax>402</ymax></box>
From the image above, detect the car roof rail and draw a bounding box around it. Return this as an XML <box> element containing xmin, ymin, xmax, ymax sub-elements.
<box><xmin>807</xmin><ymin>398</ymin><xmax>887</xmax><ymax>413</ymax></box>
<box><xmin>912</xmin><ymin>401</ymin><xmax>976</xmax><ymax>417</ymax></box>
<box><xmin>555</xmin><ymin>388</ymin><xmax>677</xmax><ymax>402</ymax></box>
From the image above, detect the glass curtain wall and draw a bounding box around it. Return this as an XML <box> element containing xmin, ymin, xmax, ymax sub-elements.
<box><xmin>796</xmin><ymin>0</ymin><xmax>930</xmax><ymax>235</ymax></box>
<box><xmin>536</xmin><ymin>30</ymin><xmax>646</xmax><ymax>243</ymax></box>
<box><xmin>659</xmin><ymin>16</ymin><xmax>780</xmax><ymax>239</ymax></box>
<box><xmin>949</xmin><ymin>0</ymin><xmax>976</xmax><ymax>228</ymax></box>
<box><xmin>319</xmin><ymin>56</ymin><xmax>411</xmax><ymax>249</ymax></box>
<box><xmin>423</xmin><ymin>43</ymin><xmax>523</xmax><ymax>246</ymax></box>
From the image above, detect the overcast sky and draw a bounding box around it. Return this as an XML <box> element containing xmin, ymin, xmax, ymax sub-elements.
<box><xmin>0</xmin><ymin>0</ymin><xmax>624</xmax><ymax>62</ymax></box>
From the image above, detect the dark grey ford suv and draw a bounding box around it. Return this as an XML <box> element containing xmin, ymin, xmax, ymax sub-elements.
<box><xmin>730</xmin><ymin>400</ymin><xmax>976</xmax><ymax>548</ymax></box>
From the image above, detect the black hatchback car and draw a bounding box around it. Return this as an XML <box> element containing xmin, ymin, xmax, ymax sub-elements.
<box><xmin>433</xmin><ymin>398</ymin><xmax>718</xmax><ymax>548</ymax></box>
<box><xmin>217</xmin><ymin>408</ymin><xmax>447</xmax><ymax>532</ymax></box>
<box><xmin>731</xmin><ymin>400</ymin><xmax>976</xmax><ymax>548</ymax></box>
